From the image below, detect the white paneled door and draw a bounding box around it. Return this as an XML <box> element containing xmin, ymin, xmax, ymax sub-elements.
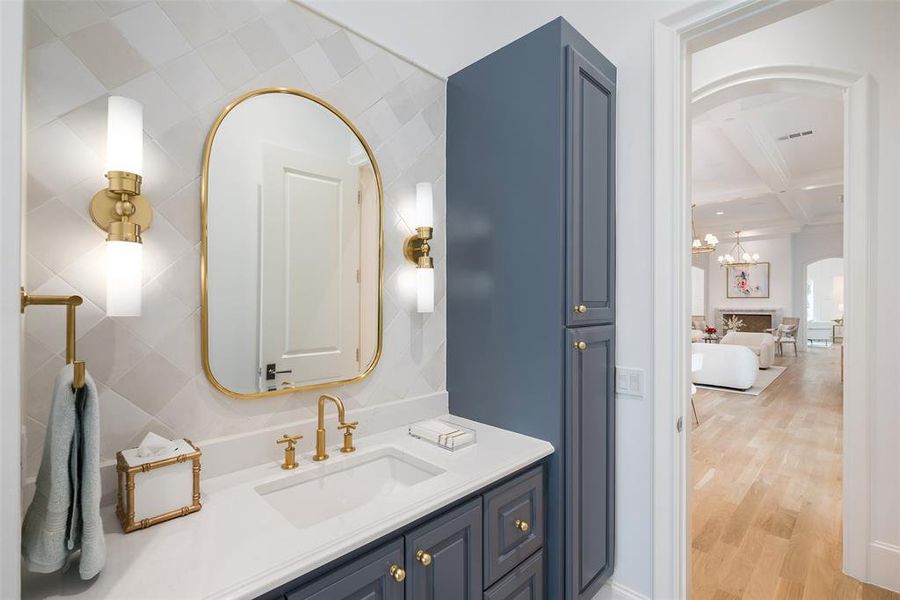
<box><xmin>259</xmin><ymin>144</ymin><xmax>360</xmax><ymax>388</ymax></box>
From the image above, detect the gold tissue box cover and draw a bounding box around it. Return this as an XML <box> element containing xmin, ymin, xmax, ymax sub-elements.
<box><xmin>115</xmin><ymin>440</ymin><xmax>202</xmax><ymax>533</ymax></box>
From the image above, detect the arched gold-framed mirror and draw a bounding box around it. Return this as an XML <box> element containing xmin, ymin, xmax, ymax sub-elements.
<box><xmin>201</xmin><ymin>88</ymin><xmax>383</xmax><ymax>399</ymax></box>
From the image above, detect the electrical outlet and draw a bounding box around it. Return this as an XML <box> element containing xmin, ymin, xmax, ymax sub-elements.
<box><xmin>615</xmin><ymin>367</ymin><xmax>644</xmax><ymax>397</ymax></box>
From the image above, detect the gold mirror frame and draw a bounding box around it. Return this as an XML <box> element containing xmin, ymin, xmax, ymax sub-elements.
<box><xmin>200</xmin><ymin>88</ymin><xmax>384</xmax><ymax>399</ymax></box>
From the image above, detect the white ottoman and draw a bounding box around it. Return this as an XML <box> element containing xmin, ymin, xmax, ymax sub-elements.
<box><xmin>721</xmin><ymin>331</ymin><xmax>776</xmax><ymax>368</ymax></box>
<box><xmin>691</xmin><ymin>343</ymin><xmax>759</xmax><ymax>390</ymax></box>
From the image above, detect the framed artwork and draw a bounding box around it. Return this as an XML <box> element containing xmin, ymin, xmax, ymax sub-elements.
<box><xmin>726</xmin><ymin>262</ymin><xmax>770</xmax><ymax>298</ymax></box>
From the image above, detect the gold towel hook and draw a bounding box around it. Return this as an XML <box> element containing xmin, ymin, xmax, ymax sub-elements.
<box><xmin>20</xmin><ymin>287</ymin><xmax>87</xmax><ymax>390</ymax></box>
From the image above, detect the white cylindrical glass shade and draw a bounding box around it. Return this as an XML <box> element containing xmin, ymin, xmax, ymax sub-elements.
<box><xmin>106</xmin><ymin>240</ymin><xmax>143</xmax><ymax>316</ymax></box>
<box><xmin>416</xmin><ymin>182</ymin><xmax>433</xmax><ymax>228</ymax></box>
<box><xmin>107</xmin><ymin>96</ymin><xmax>143</xmax><ymax>175</ymax></box>
<box><xmin>416</xmin><ymin>266</ymin><xmax>434</xmax><ymax>313</ymax></box>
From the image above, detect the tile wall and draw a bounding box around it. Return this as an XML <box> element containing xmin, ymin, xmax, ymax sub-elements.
<box><xmin>22</xmin><ymin>0</ymin><xmax>446</xmax><ymax>477</ymax></box>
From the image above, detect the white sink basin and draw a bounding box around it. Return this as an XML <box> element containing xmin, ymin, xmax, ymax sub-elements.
<box><xmin>256</xmin><ymin>447</ymin><xmax>445</xmax><ymax>529</ymax></box>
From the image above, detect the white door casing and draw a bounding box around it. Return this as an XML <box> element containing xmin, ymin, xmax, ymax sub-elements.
<box><xmin>259</xmin><ymin>144</ymin><xmax>361</xmax><ymax>388</ymax></box>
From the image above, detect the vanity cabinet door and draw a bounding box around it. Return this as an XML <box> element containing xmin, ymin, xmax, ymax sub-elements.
<box><xmin>405</xmin><ymin>498</ymin><xmax>482</xmax><ymax>599</ymax></box>
<box><xmin>483</xmin><ymin>467</ymin><xmax>544</xmax><ymax>587</ymax></box>
<box><xmin>565</xmin><ymin>45</ymin><xmax>616</xmax><ymax>328</ymax></box>
<box><xmin>285</xmin><ymin>539</ymin><xmax>405</xmax><ymax>600</ymax></box>
<box><xmin>483</xmin><ymin>550</ymin><xmax>544</xmax><ymax>600</ymax></box>
<box><xmin>566</xmin><ymin>325</ymin><xmax>615</xmax><ymax>599</ymax></box>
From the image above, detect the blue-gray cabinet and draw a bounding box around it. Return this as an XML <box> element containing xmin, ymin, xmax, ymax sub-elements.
<box><xmin>261</xmin><ymin>464</ymin><xmax>546</xmax><ymax>600</ymax></box>
<box><xmin>285</xmin><ymin>540</ymin><xmax>405</xmax><ymax>600</ymax></box>
<box><xmin>447</xmin><ymin>17</ymin><xmax>616</xmax><ymax>600</ymax></box>
<box><xmin>406</xmin><ymin>499</ymin><xmax>482</xmax><ymax>599</ymax></box>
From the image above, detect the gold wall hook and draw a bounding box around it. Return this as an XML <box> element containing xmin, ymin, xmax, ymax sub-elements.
<box><xmin>20</xmin><ymin>288</ymin><xmax>86</xmax><ymax>390</ymax></box>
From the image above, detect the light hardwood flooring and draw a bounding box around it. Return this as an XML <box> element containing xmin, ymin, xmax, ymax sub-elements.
<box><xmin>690</xmin><ymin>345</ymin><xmax>898</xmax><ymax>600</ymax></box>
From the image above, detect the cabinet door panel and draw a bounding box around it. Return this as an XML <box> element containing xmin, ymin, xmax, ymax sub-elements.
<box><xmin>566</xmin><ymin>325</ymin><xmax>615</xmax><ymax>598</ymax></box>
<box><xmin>483</xmin><ymin>550</ymin><xmax>544</xmax><ymax>600</ymax></box>
<box><xmin>286</xmin><ymin>540</ymin><xmax>405</xmax><ymax>600</ymax></box>
<box><xmin>566</xmin><ymin>46</ymin><xmax>616</xmax><ymax>327</ymax></box>
<box><xmin>406</xmin><ymin>498</ymin><xmax>482</xmax><ymax>600</ymax></box>
<box><xmin>483</xmin><ymin>467</ymin><xmax>544</xmax><ymax>586</ymax></box>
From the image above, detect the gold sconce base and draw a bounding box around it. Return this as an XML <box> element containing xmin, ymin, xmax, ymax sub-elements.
<box><xmin>90</xmin><ymin>171</ymin><xmax>152</xmax><ymax>234</ymax></box>
<box><xmin>404</xmin><ymin>226</ymin><xmax>433</xmax><ymax>265</ymax></box>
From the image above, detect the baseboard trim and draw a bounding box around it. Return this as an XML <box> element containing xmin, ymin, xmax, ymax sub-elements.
<box><xmin>592</xmin><ymin>580</ymin><xmax>650</xmax><ymax>600</ymax></box>
<box><xmin>869</xmin><ymin>540</ymin><xmax>900</xmax><ymax>593</ymax></box>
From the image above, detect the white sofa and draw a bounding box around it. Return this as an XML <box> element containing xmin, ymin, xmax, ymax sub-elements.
<box><xmin>691</xmin><ymin>343</ymin><xmax>759</xmax><ymax>390</ymax></box>
<box><xmin>721</xmin><ymin>331</ymin><xmax>776</xmax><ymax>369</ymax></box>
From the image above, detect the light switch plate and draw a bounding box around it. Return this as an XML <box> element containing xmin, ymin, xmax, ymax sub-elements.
<box><xmin>615</xmin><ymin>367</ymin><xmax>644</xmax><ymax>397</ymax></box>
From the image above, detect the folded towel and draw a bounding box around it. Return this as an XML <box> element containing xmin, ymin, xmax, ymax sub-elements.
<box><xmin>22</xmin><ymin>364</ymin><xmax>105</xmax><ymax>580</ymax></box>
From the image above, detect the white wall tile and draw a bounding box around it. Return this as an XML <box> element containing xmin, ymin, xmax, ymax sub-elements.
<box><xmin>293</xmin><ymin>43</ymin><xmax>340</xmax><ymax>93</ymax></box>
<box><xmin>30</xmin><ymin>1</ymin><xmax>105</xmax><ymax>37</ymax></box>
<box><xmin>26</xmin><ymin>40</ymin><xmax>106</xmax><ymax>129</ymax></box>
<box><xmin>212</xmin><ymin>1</ymin><xmax>260</xmax><ymax>31</ymax></box>
<box><xmin>261</xmin><ymin>2</ymin><xmax>316</xmax><ymax>54</ymax></box>
<box><xmin>233</xmin><ymin>18</ymin><xmax>288</xmax><ymax>72</ymax></box>
<box><xmin>111</xmin><ymin>2</ymin><xmax>191</xmax><ymax>67</ymax></box>
<box><xmin>25</xmin><ymin>199</ymin><xmax>104</xmax><ymax>274</ymax></box>
<box><xmin>25</xmin><ymin>8</ymin><xmax>55</xmax><ymax>49</ymax></box>
<box><xmin>112</xmin><ymin>71</ymin><xmax>191</xmax><ymax>136</ymax></box>
<box><xmin>159</xmin><ymin>0</ymin><xmax>228</xmax><ymax>48</ymax></box>
<box><xmin>23</xmin><ymin>0</ymin><xmax>446</xmax><ymax>480</ymax></box>
<box><xmin>198</xmin><ymin>35</ymin><xmax>257</xmax><ymax>92</ymax></box>
<box><xmin>111</xmin><ymin>350</ymin><xmax>190</xmax><ymax>415</ymax></box>
<box><xmin>27</xmin><ymin>120</ymin><xmax>103</xmax><ymax>200</ymax></box>
<box><xmin>319</xmin><ymin>30</ymin><xmax>361</xmax><ymax>77</ymax></box>
<box><xmin>157</xmin><ymin>51</ymin><xmax>226</xmax><ymax>112</ymax></box>
<box><xmin>63</xmin><ymin>20</ymin><xmax>151</xmax><ymax>89</ymax></box>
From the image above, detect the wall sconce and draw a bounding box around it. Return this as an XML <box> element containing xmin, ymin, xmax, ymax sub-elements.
<box><xmin>404</xmin><ymin>182</ymin><xmax>434</xmax><ymax>313</ymax></box>
<box><xmin>89</xmin><ymin>96</ymin><xmax>151</xmax><ymax>317</ymax></box>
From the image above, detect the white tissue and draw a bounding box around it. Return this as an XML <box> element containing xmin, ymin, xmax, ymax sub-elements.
<box><xmin>135</xmin><ymin>432</ymin><xmax>179</xmax><ymax>458</ymax></box>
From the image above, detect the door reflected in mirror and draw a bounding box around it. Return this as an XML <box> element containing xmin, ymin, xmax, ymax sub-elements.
<box><xmin>202</xmin><ymin>89</ymin><xmax>382</xmax><ymax>398</ymax></box>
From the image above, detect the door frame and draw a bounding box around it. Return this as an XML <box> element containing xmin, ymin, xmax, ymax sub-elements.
<box><xmin>652</xmin><ymin>0</ymin><xmax>877</xmax><ymax>596</ymax></box>
<box><xmin>0</xmin><ymin>1</ymin><xmax>24</xmax><ymax>597</ymax></box>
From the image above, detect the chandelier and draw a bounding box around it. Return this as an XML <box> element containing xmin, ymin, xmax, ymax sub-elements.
<box><xmin>691</xmin><ymin>204</ymin><xmax>718</xmax><ymax>254</ymax></box>
<box><xmin>717</xmin><ymin>230</ymin><xmax>760</xmax><ymax>268</ymax></box>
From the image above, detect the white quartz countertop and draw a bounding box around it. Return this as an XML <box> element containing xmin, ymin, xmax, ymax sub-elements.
<box><xmin>23</xmin><ymin>417</ymin><xmax>553</xmax><ymax>600</ymax></box>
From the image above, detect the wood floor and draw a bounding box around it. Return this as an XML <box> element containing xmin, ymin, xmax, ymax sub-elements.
<box><xmin>690</xmin><ymin>345</ymin><xmax>898</xmax><ymax>600</ymax></box>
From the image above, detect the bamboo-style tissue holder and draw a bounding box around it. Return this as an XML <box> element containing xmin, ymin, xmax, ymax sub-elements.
<box><xmin>116</xmin><ymin>439</ymin><xmax>202</xmax><ymax>533</ymax></box>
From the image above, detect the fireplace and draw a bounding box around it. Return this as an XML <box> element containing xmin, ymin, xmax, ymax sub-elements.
<box><xmin>723</xmin><ymin>313</ymin><xmax>772</xmax><ymax>332</ymax></box>
<box><xmin>714</xmin><ymin>307</ymin><xmax>784</xmax><ymax>333</ymax></box>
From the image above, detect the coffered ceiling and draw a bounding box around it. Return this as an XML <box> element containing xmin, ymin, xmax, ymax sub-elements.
<box><xmin>692</xmin><ymin>91</ymin><xmax>844</xmax><ymax>236</ymax></box>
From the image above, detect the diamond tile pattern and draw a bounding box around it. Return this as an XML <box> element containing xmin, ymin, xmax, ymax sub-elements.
<box><xmin>23</xmin><ymin>0</ymin><xmax>447</xmax><ymax>478</ymax></box>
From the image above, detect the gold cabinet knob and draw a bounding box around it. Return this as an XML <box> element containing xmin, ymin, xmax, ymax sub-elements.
<box><xmin>574</xmin><ymin>341</ymin><xmax>587</xmax><ymax>351</ymax></box>
<box><xmin>416</xmin><ymin>549</ymin><xmax>433</xmax><ymax>566</ymax></box>
<box><xmin>389</xmin><ymin>564</ymin><xmax>406</xmax><ymax>582</ymax></box>
<box><xmin>575</xmin><ymin>304</ymin><xmax>587</xmax><ymax>313</ymax></box>
<box><xmin>515</xmin><ymin>519</ymin><xmax>530</xmax><ymax>532</ymax></box>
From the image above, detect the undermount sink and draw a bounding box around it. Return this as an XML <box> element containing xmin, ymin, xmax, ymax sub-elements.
<box><xmin>256</xmin><ymin>446</ymin><xmax>445</xmax><ymax>529</ymax></box>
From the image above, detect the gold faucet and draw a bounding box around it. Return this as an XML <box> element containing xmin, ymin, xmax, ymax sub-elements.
<box><xmin>276</xmin><ymin>433</ymin><xmax>302</xmax><ymax>470</ymax></box>
<box><xmin>314</xmin><ymin>394</ymin><xmax>359</xmax><ymax>461</ymax></box>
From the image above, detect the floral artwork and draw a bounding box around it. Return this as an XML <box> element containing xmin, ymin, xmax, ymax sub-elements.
<box><xmin>726</xmin><ymin>263</ymin><xmax>770</xmax><ymax>298</ymax></box>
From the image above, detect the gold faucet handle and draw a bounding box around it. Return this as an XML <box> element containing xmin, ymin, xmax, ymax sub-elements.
<box><xmin>277</xmin><ymin>433</ymin><xmax>302</xmax><ymax>449</ymax></box>
<box><xmin>338</xmin><ymin>421</ymin><xmax>358</xmax><ymax>454</ymax></box>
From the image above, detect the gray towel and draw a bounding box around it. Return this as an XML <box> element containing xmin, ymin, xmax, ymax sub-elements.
<box><xmin>22</xmin><ymin>364</ymin><xmax>105</xmax><ymax>580</ymax></box>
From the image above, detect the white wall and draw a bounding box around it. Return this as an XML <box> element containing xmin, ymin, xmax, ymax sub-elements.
<box><xmin>705</xmin><ymin>234</ymin><xmax>793</xmax><ymax>323</ymax></box>
<box><xmin>21</xmin><ymin>0</ymin><xmax>446</xmax><ymax>481</ymax></box>
<box><xmin>807</xmin><ymin>257</ymin><xmax>843</xmax><ymax>323</ymax></box>
<box><xmin>306</xmin><ymin>2</ymin><xmax>689</xmax><ymax>597</ymax></box>
<box><xmin>792</xmin><ymin>223</ymin><xmax>843</xmax><ymax>346</ymax></box>
<box><xmin>694</xmin><ymin>0</ymin><xmax>900</xmax><ymax>589</ymax></box>
<box><xmin>691</xmin><ymin>265</ymin><xmax>705</xmax><ymax>316</ymax></box>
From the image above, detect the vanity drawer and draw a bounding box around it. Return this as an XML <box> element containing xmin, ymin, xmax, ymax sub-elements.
<box><xmin>483</xmin><ymin>466</ymin><xmax>544</xmax><ymax>586</ymax></box>
<box><xmin>484</xmin><ymin>549</ymin><xmax>543</xmax><ymax>600</ymax></box>
<box><xmin>285</xmin><ymin>539</ymin><xmax>405</xmax><ymax>600</ymax></box>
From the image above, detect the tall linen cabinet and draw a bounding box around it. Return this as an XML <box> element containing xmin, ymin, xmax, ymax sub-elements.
<box><xmin>446</xmin><ymin>18</ymin><xmax>616</xmax><ymax>600</ymax></box>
